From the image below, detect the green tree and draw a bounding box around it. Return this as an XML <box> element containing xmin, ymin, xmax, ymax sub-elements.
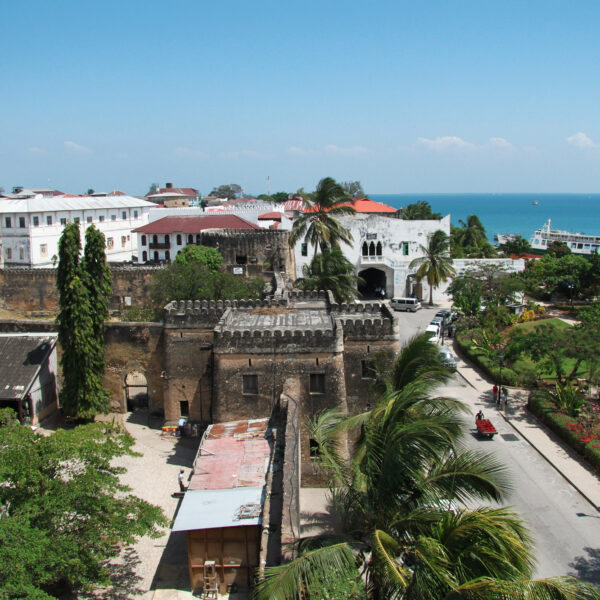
<box><xmin>297</xmin><ymin>248</ymin><xmax>362</xmax><ymax>303</ymax></box>
<box><xmin>409</xmin><ymin>229</ymin><xmax>456</xmax><ymax>306</ymax></box>
<box><xmin>56</xmin><ymin>224</ymin><xmax>110</xmax><ymax>419</ymax></box>
<box><xmin>174</xmin><ymin>244</ymin><xmax>223</xmax><ymax>272</ymax></box>
<box><xmin>500</xmin><ymin>236</ymin><xmax>533</xmax><ymax>256</ymax></box>
<box><xmin>451</xmin><ymin>215</ymin><xmax>497</xmax><ymax>258</ymax></box>
<box><xmin>209</xmin><ymin>183</ymin><xmax>242</xmax><ymax>199</ymax></box>
<box><xmin>271</xmin><ymin>191</ymin><xmax>289</xmax><ymax>203</ymax></box>
<box><xmin>0</xmin><ymin>410</ymin><xmax>167</xmax><ymax>598</ymax></box>
<box><xmin>547</xmin><ymin>240</ymin><xmax>571</xmax><ymax>257</ymax></box>
<box><xmin>288</xmin><ymin>177</ymin><xmax>355</xmax><ymax>255</ymax></box>
<box><xmin>448</xmin><ymin>273</ymin><xmax>483</xmax><ymax>316</ymax></box>
<box><xmin>341</xmin><ymin>180</ymin><xmax>365</xmax><ymax>198</ymax></box>
<box><xmin>401</xmin><ymin>200</ymin><xmax>442</xmax><ymax>220</ymax></box>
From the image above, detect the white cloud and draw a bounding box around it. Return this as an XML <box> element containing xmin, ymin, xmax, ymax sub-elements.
<box><xmin>324</xmin><ymin>144</ymin><xmax>371</xmax><ymax>157</ymax></box>
<box><xmin>416</xmin><ymin>136</ymin><xmax>475</xmax><ymax>151</ymax></box>
<box><xmin>565</xmin><ymin>132</ymin><xmax>596</xmax><ymax>148</ymax></box>
<box><xmin>287</xmin><ymin>146</ymin><xmax>312</xmax><ymax>156</ymax></box>
<box><xmin>174</xmin><ymin>146</ymin><xmax>209</xmax><ymax>159</ymax></box>
<box><xmin>487</xmin><ymin>137</ymin><xmax>514</xmax><ymax>150</ymax></box>
<box><xmin>25</xmin><ymin>146</ymin><xmax>48</xmax><ymax>156</ymax></box>
<box><xmin>219</xmin><ymin>149</ymin><xmax>269</xmax><ymax>159</ymax></box>
<box><xmin>64</xmin><ymin>140</ymin><xmax>91</xmax><ymax>154</ymax></box>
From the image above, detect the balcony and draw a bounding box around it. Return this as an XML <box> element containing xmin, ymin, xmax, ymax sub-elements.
<box><xmin>149</xmin><ymin>242</ymin><xmax>170</xmax><ymax>250</ymax></box>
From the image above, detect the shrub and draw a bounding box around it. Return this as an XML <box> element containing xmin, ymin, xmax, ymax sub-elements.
<box><xmin>121</xmin><ymin>305</ymin><xmax>162</xmax><ymax>322</ymax></box>
<box><xmin>528</xmin><ymin>391</ymin><xmax>600</xmax><ymax>472</ymax></box>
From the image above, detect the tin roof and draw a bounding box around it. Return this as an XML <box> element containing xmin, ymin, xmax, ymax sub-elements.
<box><xmin>172</xmin><ymin>486</ymin><xmax>264</xmax><ymax>531</ymax></box>
<box><xmin>188</xmin><ymin>418</ymin><xmax>271</xmax><ymax>490</ymax></box>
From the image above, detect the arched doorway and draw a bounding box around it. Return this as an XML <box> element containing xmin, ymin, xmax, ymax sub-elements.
<box><xmin>358</xmin><ymin>268</ymin><xmax>387</xmax><ymax>299</ymax></box>
<box><xmin>125</xmin><ymin>371</ymin><xmax>148</xmax><ymax>411</ymax></box>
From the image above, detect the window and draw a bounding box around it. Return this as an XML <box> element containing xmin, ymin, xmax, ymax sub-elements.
<box><xmin>33</xmin><ymin>216</ymin><xmax>39</xmax><ymax>227</ymax></box>
<box><xmin>19</xmin><ymin>248</ymin><xmax>24</xmax><ymax>260</ymax></box>
<box><xmin>18</xmin><ymin>217</ymin><xmax>25</xmax><ymax>228</ymax></box>
<box><xmin>121</xmin><ymin>236</ymin><xmax>127</xmax><ymax>247</ymax></box>
<box><xmin>361</xmin><ymin>359</ymin><xmax>376</xmax><ymax>379</ymax></box>
<box><xmin>5</xmin><ymin>248</ymin><xmax>11</xmax><ymax>259</ymax></box>
<box><xmin>153</xmin><ymin>251</ymin><xmax>159</xmax><ymax>261</ymax></box>
<box><xmin>122</xmin><ymin>211</ymin><xmax>127</xmax><ymax>220</ymax></box>
<box><xmin>236</xmin><ymin>255</ymin><xmax>247</xmax><ymax>265</ymax></box>
<box><xmin>142</xmin><ymin>251</ymin><xmax>147</xmax><ymax>262</ymax></box>
<box><xmin>164</xmin><ymin>235</ymin><xmax>170</xmax><ymax>244</ymax></box>
<box><xmin>111</xmin><ymin>214</ymin><xmax>116</xmax><ymax>221</ymax></box>
<box><xmin>152</xmin><ymin>235</ymin><xmax>158</xmax><ymax>244</ymax></box>
<box><xmin>301</xmin><ymin>243</ymin><xmax>308</xmax><ymax>257</ymax></box>
<box><xmin>402</xmin><ymin>242</ymin><xmax>409</xmax><ymax>256</ymax></box>
<box><xmin>107</xmin><ymin>237</ymin><xmax>114</xmax><ymax>249</ymax></box>
<box><xmin>99</xmin><ymin>215</ymin><xmax>105</xmax><ymax>222</ymax></box>
<box><xmin>165</xmin><ymin>250</ymin><xmax>170</xmax><ymax>261</ymax></box>
<box><xmin>74</xmin><ymin>217</ymin><xmax>80</xmax><ymax>224</ymax></box>
<box><xmin>242</xmin><ymin>374</ymin><xmax>258</xmax><ymax>395</ymax></box>
<box><xmin>4</xmin><ymin>217</ymin><xmax>11</xmax><ymax>228</ymax></box>
<box><xmin>179</xmin><ymin>400</ymin><xmax>189</xmax><ymax>417</ymax></box>
<box><xmin>376</xmin><ymin>241</ymin><xmax>382</xmax><ymax>256</ymax></box>
<box><xmin>141</xmin><ymin>235</ymin><xmax>147</xmax><ymax>246</ymax></box>
<box><xmin>133</xmin><ymin>210</ymin><xmax>138</xmax><ymax>219</ymax></box>
<box><xmin>369</xmin><ymin>241</ymin><xmax>375</xmax><ymax>256</ymax></box>
<box><xmin>40</xmin><ymin>244</ymin><xmax>48</xmax><ymax>257</ymax></box>
<box><xmin>362</xmin><ymin>242</ymin><xmax>368</xmax><ymax>256</ymax></box>
<box><xmin>310</xmin><ymin>373</ymin><xmax>325</xmax><ymax>394</ymax></box>
<box><xmin>60</xmin><ymin>218</ymin><xmax>67</xmax><ymax>225</ymax></box>
<box><xmin>188</xmin><ymin>234</ymin><xmax>193</xmax><ymax>244</ymax></box>
<box><xmin>87</xmin><ymin>216</ymin><xmax>93</xmax><ymax>223</ymax></box>
<box><xmin>309</xmin><ymin>438</ymin><xmax>320</xmax><ymax>459</ymax></box>
<box><xmin>46</xmin><ymin>215</ymin><xmax>53</xmax><ymax>225</ymax></box>
<box><xmin>176</xmin><ymin>234</ymin><xmax>182</xmax><ymax>245</ymax></box>
<box><xmin>196</xmin><ymin>234</ymin><xmax>201</xmax><ymax>244</ymax></box>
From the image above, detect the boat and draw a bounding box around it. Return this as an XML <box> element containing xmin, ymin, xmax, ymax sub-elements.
<box><xmin>530</xmin><ymin>220</ymin><xmax>600</xmax><ymax>255</ymax></box>
<box><xmin>532</xmin><ymin>198</ymin><xmax>539</xmax><ymax>206</ymax></box>
<box><xmin>494</xmin><ymin>233</ymin><xmax>522</xmax><ymax>247</ymax></box>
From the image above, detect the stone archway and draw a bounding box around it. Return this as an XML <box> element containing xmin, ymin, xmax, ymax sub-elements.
<box><xmin>125</xmin><ymin>370</ymin><xmax>148</xmax><ymax>411</ymax></box>
<box><xmin>358</xmin><ymin>267</ymin><xmax>387</xmax><ymax>299</ymax></box>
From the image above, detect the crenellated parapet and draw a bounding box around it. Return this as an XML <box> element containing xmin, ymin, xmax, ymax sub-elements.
<box><xmin>285</xmin><ymin>289</ymin><xmax>329</xmax><ymax>301</ymax></box>
<box><xmin>338</xmin><ymin>315</ymin><xmax>396</xmax><ymax>340</ymax></box>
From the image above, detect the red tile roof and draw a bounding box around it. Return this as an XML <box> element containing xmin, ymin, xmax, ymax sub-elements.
<box><xmin>147</xmin><ymin>186</ymin><xmax>198</xmax><ymax>198</ymax></box>
<box><xmin>133</xmin><ymin>215</ymin><xmax>260</xmax><ymax>234</ymax></box>
<box><xmin>258</xmin><ymin>211</ymin><xmax>283</xmax><ymax>220</ymax></box>
<box><xmin>303</xmin><ymin>197</ymin><xmax>397</xmax><ymax>214</ymax></box>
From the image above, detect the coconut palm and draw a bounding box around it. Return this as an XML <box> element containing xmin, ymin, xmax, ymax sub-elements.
<box><xmin>296</xmin><ymin>248</ymin><xmax>363</xmax><ymax>303</ymax></box>
<box><xmin>410</xmin><ymin>229</ymin><xmax>456</xmax><ymax>306</ymax></box>
<box><xmin>254</xmin><ymin>336</ymin><xmax>598</xmax><ymax>600</ymax></box>
<box><xmin>289</xmin><ymin>177</ymin><xmax>355</xmax><ymax>255</ymax></box>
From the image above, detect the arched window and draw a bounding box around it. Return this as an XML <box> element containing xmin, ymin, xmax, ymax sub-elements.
<box><xmin>142</xmin><ymin>251</ymin><xmax>147</xmax><ymax>262</ymax></box>
<box><xmin>376</xmin><ymin>241</ymin><xmax>382</xmax><ymax>256</ymax></box>
<box><xmin>362</xmin><ymin>242</ymin><xmax>368</xmax><ymax>256</ymax></box>
<box><xmin>188</xmin><ymin>234</ymin><xmax>193</xmax><ymax>244</ymax></box>
<box><xmin>164</xmin><ymin>234</ymin><xmax>170</xmax><ymax>244</ymax></box>
<box><xmin>165</xmin><ymin>250</ymin><xmax>170</xmax><ymax>262</ymax></box>
<box><xmin>176</xmin><ymin>234</ymin><xmax>182</xmax><ymax>245</ymax></box>
<box><xmin>152</xmin><ymin>235</ymin><xmax>158</xmax><ymax>245</ymax></box>
<box><xmin>369</xmin><ymin>241</ymin><xmax>375</xmax><ymax>256</ymax></box>
<box><xmin>141</xmin><ymin>235</ymin><xmax>147</xmax><ymax>246</ymax></box>
<box><xmin>153</xmin><ymin>251</ymin><xmax>159</xmax><ymax>261</ymax></box>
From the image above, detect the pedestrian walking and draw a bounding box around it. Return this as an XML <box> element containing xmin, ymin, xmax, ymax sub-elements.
<box><xmin>502</xmin><ymin>386</ymin><xmax>508</xmax><ymax>410</ymax></box>
<box><xmin>178</xmin><ymin>469</ymin><xmax>186</xmax><ymax>492</ymax></box>
<box><xmin>492</xmin><ymin>384</ymin><xmax>498</xmax><ymax>404</ymax></box>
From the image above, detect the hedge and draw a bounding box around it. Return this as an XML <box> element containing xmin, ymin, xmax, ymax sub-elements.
<box><xmin>528</xmin><ymin>391</ymin><xmax>600</xmax><ymax>473</ymax></box>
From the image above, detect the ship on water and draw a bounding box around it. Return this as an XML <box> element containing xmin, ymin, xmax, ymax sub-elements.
<box><xmin>530</xmin><ymin>220</ymin><xmax>600</xmax><ymax>255</ymax></box>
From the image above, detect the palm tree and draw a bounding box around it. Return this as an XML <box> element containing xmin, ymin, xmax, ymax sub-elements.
<box><xmin>289</xmin><ymin>177</ymin><xmax>355</xmax><ymax>255</ymax></box>
<box><xmin>254</xmin><ymin>336</ymin><xmax>598</xmax><ymax>600</ymax></box>
<box><xmin>410</xmin><ymin>229</ymin><xmax>456</xmax><ymax>306</ymax></box>
<box><xmin>401</xmin><ymin>200</ymin><xmax>442</xmax><ymax>220</ymax></box>
<box><xmin>296</xmin><ymin>248</ymin><xmax>363</xmax><ymax>303</ymax></box>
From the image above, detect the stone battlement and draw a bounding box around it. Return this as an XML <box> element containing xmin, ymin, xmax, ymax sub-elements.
<box><xmin>214</xmin><ymin>326</ymin><xmax>336</xmax><ymax>349</ymax></box>
<box><xmin>338</xmin><ymin>316</ymin><xmax>395</xmax><ymax>340</ymax></box>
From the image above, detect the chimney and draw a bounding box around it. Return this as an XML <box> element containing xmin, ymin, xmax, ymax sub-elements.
<box><xmin>166</xmin><ymin>182</ymin><xmax>173</xmax><ymax>189</ymax></box>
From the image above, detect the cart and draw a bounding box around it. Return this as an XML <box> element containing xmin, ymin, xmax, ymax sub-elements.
<box><xmin>475</xmin><ymin>418</ymin><xmax>497</xmax><ymax>439</ymax></box>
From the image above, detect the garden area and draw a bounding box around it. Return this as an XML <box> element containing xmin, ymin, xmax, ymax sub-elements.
<box><xmin>450</xmin><ymin>264</ymin><xmax>600</xmax><ymax>472</ymax></box>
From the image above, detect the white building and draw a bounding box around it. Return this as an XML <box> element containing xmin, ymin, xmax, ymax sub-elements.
<box><xmin>0</xmin><ymin>194</ymin><xmax>154</xmax><ymax>266</ymax></box>
<box><xmin>294</xmin><ymin>212</ymin><xmax>452</xmax><ymax>299</ymax></box>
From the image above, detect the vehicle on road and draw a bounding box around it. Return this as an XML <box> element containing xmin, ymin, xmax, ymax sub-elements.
<box><xmin>425</xmin><ymin>323</ymin><xmax>440</xmax><ymax>343</ymax></box>
<box><xmin>475</xmin><ymin>417</ymin><xmax>497</xmax><ymax>439</ymax></box>
<box><xmin>435</xmin><ymin>309</ymin><xmax>452</xmax><ymax>326</ymax></box>
<box><xmin>439</xmin><ymin>346</ymin><xmax>456</xmax><ymax>370</ymax></box>
<box><xmin>390</xmin><ymin>297</ymin><xmax>422</xmax><ymax>312</ymax></box>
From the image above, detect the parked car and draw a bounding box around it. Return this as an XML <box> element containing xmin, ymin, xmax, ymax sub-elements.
<box><xmin>390</xmin><ymin>297</ymin><xmax>422</xmax><ymax>312</ymax></box>
<box><xmin>430</xmin><ymin>316</ymin><xmax>444</xmax><ymax>329</ymax></box>
<box><xmin>425</xmin><ymin>323</ymin><xmax>440</xmax><ymax>343</ymax></box>
<box><xmin>435</xmin><ymin>309</ymin><xmax>452</xmax><ymax>326</ymax></box>
<box><xmin>439</xmin><ymin>346</ymin><xmax>457</xmax><ymax>370</ymax></box>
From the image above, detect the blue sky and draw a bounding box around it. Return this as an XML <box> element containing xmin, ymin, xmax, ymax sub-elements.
<box><xmin>2</xmin><ymin>0</ymin><xmax>600</xmax><ymax>195</ymax></box>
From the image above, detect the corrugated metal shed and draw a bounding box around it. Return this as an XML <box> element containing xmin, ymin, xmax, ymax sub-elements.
<box><xmin>172</xmin><ymin>487</ymin><xmax>264</xmax><ymax>532</ymax></box>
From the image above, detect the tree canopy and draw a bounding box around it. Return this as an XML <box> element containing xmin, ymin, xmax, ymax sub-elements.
<box><xmin>0</xmin><ymin>410</ymin><xmax>166</xmax><ymax>599</ymax></box>
<box><xmin>451</xmin><ymin>215</ymin><xmax>497</xmax><ymax>258</ymax></box>
<box><xmin>401</xmin><ymin>200</ymin><xmax>441</xmax><ymax>220</ymax></box>
<box><xmin>500</xmin><ymin>236</ymin><xmax>533</xmax><ymax>256</ymax></box>
<box><xmin>340</xmin><ymin>180</ymin><xmax>365</xmax><ymax>198</ymax></box>
<box><xmin>173</xmin><ymin>244</ymin><xmax>223</xmax><ymax>272</ymax></box>
<box><xmin>209</xmin><ymin>184</ymin><xmax>242</xmax><ymax>199</ymax></box>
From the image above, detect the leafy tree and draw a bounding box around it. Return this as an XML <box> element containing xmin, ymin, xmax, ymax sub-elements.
<box><xmin>448</xmin><ymin>273</ymin><xmax>483</xmax><ymax>316</ymax></box>
<box><xmin>401</xmin><ymin>200</ymin><xmax>441</xmax><ymax>220</ymax></box>
<box><xmin>271</xmin><ymin>191</ymin><xmax>288</xmax><ymax>203</ymax></box>
<box><xmin>0</xmin><ymin>410</ymin><xmax>167</xmax><ymax>598</ymax></box>
<box><xmin>289</xmin><ymin>177</ymin><xmax>355</xmax><ymax>255</ymax></box>
<box><xmin>151</xmin><ymin>262</ymin><xmax>264</xmax><ymax>305</ymax></box>
<box><xmin>451</xmin><ymin>215</ymin><xmax>497</xmax><ymax>258</ymax></box>
<box><xmin>56</xmin><ymin>224</ymin><xmax>110</xmax><ymax>419</ymax></box>
<box><xmin>547</xmin><ymin>240</ymin><xmax>571</xmax><ymax>257</ymax></box>
<box><xmin>409</xmin><ymin>229</ymin><xmax>456</xmax><ymax>306</ymax></box>
<box><xmin>520</xmin><ymin>254</ymin><xmax>591</xmax><ymax>299</ymax></box>
<box><xmin>209</xmin><ymin>183</ymin><xmax>242</xmax><ymax>199</ymax></box>
<box><xmin>340</xmin><ymin>180</ymin><xmax>365</xmax><ymax>198</ymax></box>
<box><xmin>174</xmin><ymin>244</ymin><xmax>223</xmax><ymax>272</ymax></box>
<box><xmin>296</xmin><ymin>248</ymin><xmax>362</xmax><ymax>303</ymax></box>
<box><xmin>500</xmin><ymin>236</ymin><xmax>533</xmax><ymax>256</ymax></box>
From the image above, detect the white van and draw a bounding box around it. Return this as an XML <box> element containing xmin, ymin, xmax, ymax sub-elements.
<box><xmin>390</xmin><ymin>297</ymin><xmax>422</xmax><ymax>312</ymax></box>
<box><xmin>425</xmin><ymin>323</ymin><xmax>440</xmax><ymax>343</ymax></box>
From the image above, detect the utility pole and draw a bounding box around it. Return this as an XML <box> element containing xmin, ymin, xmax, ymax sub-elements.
<box><xmin>267</xmin><ymin>175</ymin><xmax>270</xmax><ymax>196</ymax></box>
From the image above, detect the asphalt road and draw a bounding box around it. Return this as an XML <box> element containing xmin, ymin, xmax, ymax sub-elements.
<box><xmin>391</xmin><ymin>302</ymin><xmax>600</xmax><ymax>583</ymax></box>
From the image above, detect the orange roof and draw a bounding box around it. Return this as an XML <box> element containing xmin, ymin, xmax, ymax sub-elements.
<box><xmin>303</xmin><ymin>197</ymin><xmax>396</xmax><ymax>214</ymax></box>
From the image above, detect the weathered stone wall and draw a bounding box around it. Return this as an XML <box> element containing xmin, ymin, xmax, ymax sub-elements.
<box><xmin>0</xmin><ymin>267</ymin><xmax>160</xmax><ymax>313</ymax></box>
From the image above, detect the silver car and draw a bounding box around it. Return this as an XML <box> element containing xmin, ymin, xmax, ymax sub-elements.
<box><xmin>439</xmin><ymin>346</ymin><xmax>457</xmax><ymax>370</ymax></box>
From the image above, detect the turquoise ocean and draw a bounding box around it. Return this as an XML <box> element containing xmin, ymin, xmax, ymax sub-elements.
<box><xmin>370</xmin><ymin>194</ymin><xmax>600</xmax><ymax>243</ymax></box>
